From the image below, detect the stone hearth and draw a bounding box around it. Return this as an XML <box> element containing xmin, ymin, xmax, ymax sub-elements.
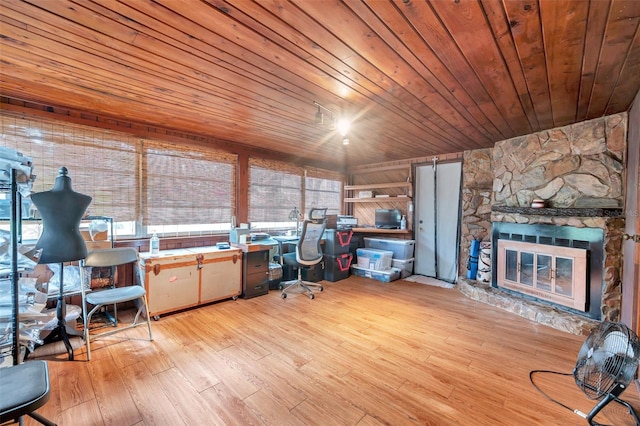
<box><xmin>458</xmin><ymin>278</ymin><xmax>597</xmax><ymax>335</ymax></box>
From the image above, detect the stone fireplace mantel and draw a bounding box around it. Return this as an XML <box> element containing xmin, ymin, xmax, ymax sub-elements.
<box><xmin>491</xmin><ymin>206</ymin><xmax>623</xmax><ymax>218</ymax></box>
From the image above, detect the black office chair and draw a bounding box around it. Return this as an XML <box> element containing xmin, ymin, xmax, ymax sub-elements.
<box><xmin>280</xmin><ymin>209</ymin><xmax>326</xmax><ymax>299</ymax></box>
<box><xmin>0</xmin><ymin>360</ymin><xmax>56</xmax><ymax>425</ymax></box>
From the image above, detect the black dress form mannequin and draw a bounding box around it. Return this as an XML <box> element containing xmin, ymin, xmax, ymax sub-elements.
<box><xmin>31</xmin><ymin>167</ymin><xmax>91</xmax><ymax>360</ymax></box>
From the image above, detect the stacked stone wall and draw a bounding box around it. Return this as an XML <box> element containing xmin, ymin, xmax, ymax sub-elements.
<box><xmin>459</xmin><ymin>149</ymin><xmax>493</xmax><ymax>276</ymax></box>
<box><xmin>492</xmin><ymin>114</ymin><xmax>627</xmax><ymax>209</ymax></box>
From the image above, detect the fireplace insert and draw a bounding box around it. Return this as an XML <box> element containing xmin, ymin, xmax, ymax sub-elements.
<box><xmin>491</xmin><ymin>222</ymin><xmax>604</xmax><ymax>320</ymax></box>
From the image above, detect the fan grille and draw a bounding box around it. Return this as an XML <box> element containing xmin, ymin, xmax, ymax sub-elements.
<box><xmin>573</xmin><ymin>322</ymin><xmax>640</xmax><ymax>400</ymax></box>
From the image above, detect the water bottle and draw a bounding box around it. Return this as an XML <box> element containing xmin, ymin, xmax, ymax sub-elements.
<box><xmin>150</xmin><ymin>233</ymin><xmax>160</xmax><ymax>254</ymax></box>
<box><xmin>400</xmin><ymin>215</ymin><xmax>407</xmax><ymax>230</ymax></box>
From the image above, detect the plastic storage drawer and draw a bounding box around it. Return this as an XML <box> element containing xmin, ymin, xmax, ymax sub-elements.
<box><xmin>364</xmin><ymin>237</ymin><xmax>415</xmax><ymax>260</ymax></box>
<box><xmin>350</xmin><ymin>265</ymin><xmax>401</xmax><ymax>282</ymax></box>
<box><xmin>356</xmin><ymin>248</ymin><xmax>393</xmax><ymax>271</ymax></box>
<box><xmin>323</xmin><ymin>229</ymin><xmax>353</xmax><ymax>255</ymax></box>
<box><xmin>392</xmin><ymin>257</ymin><xmax>414</xmax><ymax>279</ymax></box>
<box><xmin>324</xmin><ymin>253</ymin><xmax>353</xmax><ymax>282</ymax></box>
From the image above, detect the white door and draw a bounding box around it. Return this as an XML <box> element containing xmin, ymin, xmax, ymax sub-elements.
<box><xmin>414</xmin><ymin>161</ymin><xmax>462</xmax><ymax>282</ymax></box>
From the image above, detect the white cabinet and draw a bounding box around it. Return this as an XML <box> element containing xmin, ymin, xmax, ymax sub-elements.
<box><xmin>138</xmin><ymin>246</ymin><xmax>242</xmax><ymax>318</ymax></box>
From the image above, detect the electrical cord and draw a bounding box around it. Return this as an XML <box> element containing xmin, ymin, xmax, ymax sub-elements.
<box><xmin>529</xmin><ymin>369</ymin><xmax>577</xmax><ymax>413</ymax></box>
<box><xmin>529</xmin><ymin>370</ymin><xmax>637</xmax><ymax>426</ymax></box>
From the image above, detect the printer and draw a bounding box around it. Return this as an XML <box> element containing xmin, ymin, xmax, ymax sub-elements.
<box><xmin>336</xmin><ymin>215</ymin><xmax>358</xmax><ymax>229</ymax></box>
<box><xmin>230</xmin><ymin>227</ymin><xmax>251</xmax><ymax>243</ymax></box>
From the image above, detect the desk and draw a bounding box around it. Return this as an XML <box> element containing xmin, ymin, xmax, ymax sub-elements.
<box><xmin>272</xmin><ymin>236</ymin><xmax>299</xmax><ymax>281</ymax></box>
<box><xmin>272</xmin><ymin>236</ymin><xmax>299</xmax><ymax>262</ymax></box>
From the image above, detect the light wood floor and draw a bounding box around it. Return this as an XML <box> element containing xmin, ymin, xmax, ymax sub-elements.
<box><xmin>23</xmin><ymin>276</ymin><xmax>640</xmax><ymax>425</ymax></box>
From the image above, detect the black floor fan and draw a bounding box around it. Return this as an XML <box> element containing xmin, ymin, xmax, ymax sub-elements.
<box><xmin>532</xmin><ymin>321</ymin><xmax>640</xmax><ymax>425</ymax></box>
<box><xmin>572</xmin><ymin>321</ymin><xmax>640</xmax><ymax>425</ymax></box>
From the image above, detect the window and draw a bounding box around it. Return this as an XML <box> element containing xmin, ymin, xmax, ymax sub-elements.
<box><xmin>248</xmin><ymin>159</ymin><xmax>344</xmax><ymax>232</ymax></box>
<box><xmin>0</xmin><ymin>113</ymin><xmax>237</xmax><ymax>238</ymax></box>
<box><xmin>142</xmin><ymin>140</ymin><xmax>236</xmax><ymax>236</ymax></box>
<box><xmin>305</xmin><ymin>168</ymin><xmax>343</xmax><ymax>216</ymax></box>
<box><xmin>248</xmin><ymin>158</ymin><xmax>302</xmax><ymax>231</ymax></box>
<box><xmin>1</xmin><ymin>114</ymin><xmax>138</xmax><ymax>237</ymax></box>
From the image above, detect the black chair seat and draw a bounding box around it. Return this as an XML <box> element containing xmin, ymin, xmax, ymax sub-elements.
<box><xmin>0</xmin><ymin>360</ymin><xmax>56</xmax><ymax>425</ymax></box>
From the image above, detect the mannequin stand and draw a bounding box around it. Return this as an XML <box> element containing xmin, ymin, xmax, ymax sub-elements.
<box><xmin>42</xmin><ymin>263</ymin><xmax>81</xmax><ymax>361</ymax></box>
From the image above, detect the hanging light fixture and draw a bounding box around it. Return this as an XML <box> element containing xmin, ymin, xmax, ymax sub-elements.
<box><xmin>314</xmin><ymin>105</ymin><xmax>324</xmax><ymax>125</ymax></box>
<box><xmin>313</xmin><ymin>101</ymin><xmax>351</xmax><ymax>144</ymax></box>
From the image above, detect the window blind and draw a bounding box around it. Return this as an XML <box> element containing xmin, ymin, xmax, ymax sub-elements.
<box><xmin>305</xmin><ymin>175</ymin><xmax>342</xmax><ymax>215</ymax></box>
<box><xmin>0</xmin><ymin>114</ymin><xmax>138</xmax><ymax>221</ymax></box>
<box><xmin>248</xmin><ymin>158</ymin><xmax>302</xmax><ymax>223</ymax></box>
<box><xmin>142</xmin><ymin>140</ymin><xmax>236</xmax><ymax>226</ymax></box>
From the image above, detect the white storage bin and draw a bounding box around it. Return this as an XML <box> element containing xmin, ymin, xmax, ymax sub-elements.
<box><xmin>392</xmin><ymin>257</ymin><xmax>414</xmax><ymax>279</ymax></box>
<box><xmin>355</xmin><ymin>248</ymin><xmax>393</xmax><ymax>271</ymax></box>
<box><xmin>364</xmin><ymin>237</ymin><xmax>415</xmax><ymax>260</ymax></box>
<box><xmin>350</xmin><ymin>265</ymin><xmax>401</xmax><ymax>282</ymax></box>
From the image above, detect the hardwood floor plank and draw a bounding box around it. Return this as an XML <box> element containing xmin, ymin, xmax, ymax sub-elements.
<box><xmin>154</xmin><ymin>367</ymin><xmax>227</xmax><ymax>424</ymax></box>
<box><xmin>58</xmin><ymin>399</ymin><xmax>105</xmax><ymax>426</ymax></box>
<box><xmin>194</xmin><ymin>342</ymin><xmax>261</xmax><ymax>400</ymax></box>
<box><xmin>243</xmin><ymin>389</ymin><xmax>307</xmax><ymax>426</ymax></box>
<box><xmin>237</xmin><ymin>352</ymin><xmax>309</xmax><ymax>410</ymax></box>
<box><xmin>199</xmin><ymin>382</ymin><xmax>263</xmax><ymax>425</ymax></box>
<box><xmin>120</xmin><ymin>361</ymin><xmax>185</xmax><ymax>425</ymax></box>
<box><xmin>56</xmin><ymin>358</ymin><xmax>96</xmax><ymax>410</ymax></box>
<box><xmin>152</xmin><ymin>335</ymin><xmax>220</xmax><ymax>393</ymax></box>
<box><xmin>87</xmin><ymin>357</ymin><xmax>143</xmax><ymax>426</ymax></box>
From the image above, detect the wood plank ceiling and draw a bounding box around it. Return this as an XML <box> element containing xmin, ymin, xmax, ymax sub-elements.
<box><xmin>1</xmin><ymin>0</ymin><xmax>640</xmax><ymax>168</ymax></box>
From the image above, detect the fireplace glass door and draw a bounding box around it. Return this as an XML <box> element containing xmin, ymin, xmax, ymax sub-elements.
<box><xmin>497</xmin><ymin>240</ymin><xmax>587</xmax><ymax>311</ymax></box>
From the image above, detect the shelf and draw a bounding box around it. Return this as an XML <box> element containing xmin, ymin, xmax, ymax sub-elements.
<box><xmin>344</xmin><ymin>182</ymin><xmax>411</xmax><ymax>191</ymax></box>
<box><xmin>345</xmin><ymin>196</ymin><xmax>411</xmax><ymax>203</ymax></box>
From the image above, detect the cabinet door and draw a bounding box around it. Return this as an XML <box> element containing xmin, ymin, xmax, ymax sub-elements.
<box><xmin>200</xmin><ymin>253</ymin><xmax>242</xmax><ymax>303</ymax></box>
<box><xmin>144</xmin><ymin>262</ymin><xmax>199</xmax><ymax>315</ymax></box>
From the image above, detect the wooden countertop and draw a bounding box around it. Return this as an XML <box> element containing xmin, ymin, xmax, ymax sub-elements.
<box><xmin>352</xmin><ymin>228</ymin><xmax>412</xmax><ymax>235</ymax></box>
<box><xmin>230</xmin><ymin>242</ymin><xmax>276</xmax><ymax>253</ymax></box>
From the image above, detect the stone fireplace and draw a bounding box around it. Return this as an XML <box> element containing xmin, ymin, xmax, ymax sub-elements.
<box><xmin>458</xmin><ymin>114</ymin><xmax>627</xmax><ymax>335</ymax></box>
<box><xmin>491</xmin><ymin>218</ymin><xmax>614</xmax><ymax>320</ymax></box>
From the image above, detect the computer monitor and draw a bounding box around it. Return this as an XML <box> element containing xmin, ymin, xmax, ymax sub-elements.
<box><xmin>375</xmin><ymin>208</ymin><xmax>402</xmax><ymax>229</ymax></box>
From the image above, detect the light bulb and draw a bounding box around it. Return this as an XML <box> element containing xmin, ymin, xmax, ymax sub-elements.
<box><xmin>337</xmin><ymin>118</ymin><xmax>350</xmax><ymax>136</ymax></box>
